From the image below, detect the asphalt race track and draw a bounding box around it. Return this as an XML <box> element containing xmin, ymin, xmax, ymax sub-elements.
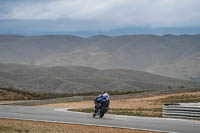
<box><xmin>0</xmin><ymin>105</ymin><xmax>199</xmax><ymax>133</ymax></box>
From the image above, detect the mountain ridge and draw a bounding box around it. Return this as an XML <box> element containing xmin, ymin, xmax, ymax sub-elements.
<box><xmin>0</xmin><ymin>34</ymin><xmax>200</xmax><ymax>80</ymax></box>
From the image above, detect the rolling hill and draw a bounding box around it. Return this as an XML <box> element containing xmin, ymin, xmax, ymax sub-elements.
<box><xmin>0</xmin><ymin>34</ymin><xmax>200</xmax><ymax>81</ymax></box>
<box><xmin>0</xmin><ymin>63</ymin><xmax>199</xmax><ymax>93</ymax></box>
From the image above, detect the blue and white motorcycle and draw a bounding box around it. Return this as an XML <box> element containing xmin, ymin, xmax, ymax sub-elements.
<box><xmin>92</xmin><ymin>96</ymin><xmax>109</xmax><ymax>118</ymax></box>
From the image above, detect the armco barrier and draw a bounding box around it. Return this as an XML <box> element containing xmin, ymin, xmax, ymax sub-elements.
<box><xmin>163</xmin><ymin>103</ymin><xmax>200</xmax><ymax>120</ymax></box>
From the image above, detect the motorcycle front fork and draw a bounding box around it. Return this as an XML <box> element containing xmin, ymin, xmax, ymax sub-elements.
<box><xmin>93</xmin><ymin>105</ymin><xmax>96</xmax><ymax>116</ymax></box>
<box><xmin>93</xmin><ymin>105</ymin><xmax>100</xmax><ymax>114</ymax></box>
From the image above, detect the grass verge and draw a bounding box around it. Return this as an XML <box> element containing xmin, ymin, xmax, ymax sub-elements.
<box><xmin>0</xmin><ymin>126</ymin><xmax>23</xmax><ymax>133</ymax></box>
<box><xmin>70</xmin><ymin>108</ymin><xmax>163</xmax><ymax>117</ymax></box>
<box><xmin>0</xmin><ymin>118</ymin><xmax>160</xmax><ymax>133</ymax></box>
<box><xmin>67</xmin><ymin>91</ymin><xmax>200</xmax><ymax>118</ymax></box>
<box><xmin>160</xmin><ymin>94</ymin><xmax>200</xmax><ymax>104</ymax></box>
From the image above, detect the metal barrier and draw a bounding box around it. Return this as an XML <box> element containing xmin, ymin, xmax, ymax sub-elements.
<box><xmin>163</xmin><ymin>103</ymin><xmax>200</xmax><ymax>120</ymax></box>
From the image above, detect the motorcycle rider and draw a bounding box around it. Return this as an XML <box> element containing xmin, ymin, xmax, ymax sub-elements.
<box><xmin>93</xmin><ymin>91</ymin><xmax>110</xmax><ymax>117</ymax></box>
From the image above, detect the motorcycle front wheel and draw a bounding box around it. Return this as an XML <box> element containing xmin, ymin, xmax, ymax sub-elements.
<box><xmin>100</xmin><ymin>108</ymin><xmax>105</xmax><ymax>118</ymax></box>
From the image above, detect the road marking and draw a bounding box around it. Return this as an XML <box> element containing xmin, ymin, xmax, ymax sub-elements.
<box><xmin>0</xmin><ymin>116</ymin><xmax>172</xmax><ymax>133</ymax></box>
<box><xmin>54</xmin><ymin>108</ymin><xmax>68</xmax><ymax>112</ymax></box>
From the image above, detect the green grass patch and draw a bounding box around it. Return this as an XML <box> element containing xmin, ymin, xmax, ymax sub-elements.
<box><xmin>109</xmin><ymin>108</ymin><xmax>162</xmax><ymax>117</ymax></box>
<box><xmin>107</xmin><ymin>89</ymin><xmax>144</xmax><ymax>95</ymax></box>
<box><xmin>135</xmin><ymin>108</ymin><xmax>162</xmax><ymax>112</ymax></box>
<box><xmin>109</xmin><ymin>109</ymin><xmax>149</xmax><ymax>117</ymax></box>
<box><xmin>70</xmin><ymin>108</ymin><xmax>163</xmax><ymax>117</ymax></box>
<box><xmin>0</xmin><ymin>126</ymin><xmax>24</xmax><ymax>132</ymax></box>
<box><xmin>0</xmin><ymin>126</ymin><xmax>13</xmax><ymax>132</ymax></box>
<box><xmin>160</xmin><ymin>95</ymin><xmax>200</xmax><ymax>104</ymax></box>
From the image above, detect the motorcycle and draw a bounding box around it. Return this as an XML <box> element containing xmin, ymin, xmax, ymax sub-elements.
<box><xmin>92</xmin><ymin>99</ymin><xmax>108</xmax><ymax>118</ymax></box>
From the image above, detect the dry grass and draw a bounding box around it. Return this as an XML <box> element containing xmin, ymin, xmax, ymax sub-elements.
<box><xmin>0</xmin><ymin>89</ymin><xmax>32</xmax><ymax>101</ymax></box>
<box><xmin>42</xmin><ymin>91</ymin><xmax>200</xmax><ymax>109</ymax></box>
<box><xmin>0</xmin><ymin>118</ymin><xmax>159</xmax><ymax>133</ymax></box>
<box><xmin>41</xmin><ymin>91</ymin><xmax>200</xmax><ymax>117</ymax></box>
<box><xmin>0</xmin><ymin>100</ymin><xmax>27</xmax><ymax>105</ymax></box>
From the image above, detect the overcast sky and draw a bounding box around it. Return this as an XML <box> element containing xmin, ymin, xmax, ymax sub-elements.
<box><xmin>0</xmin><ymin>0</ymin><xmax>200</xmax><ymax>36</ymax></box>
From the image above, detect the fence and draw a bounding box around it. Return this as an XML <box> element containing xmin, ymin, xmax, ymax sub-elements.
<box><xmin>163</xmin><ymin>103</ymin><xmax>200</xmax><ymax>120</ymax></box>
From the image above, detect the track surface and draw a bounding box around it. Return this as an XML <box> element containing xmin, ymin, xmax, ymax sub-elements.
<box><xmin>0</xmin><ymin>105</ymin><xmax>199</xmax><ymax>133</ymax></box>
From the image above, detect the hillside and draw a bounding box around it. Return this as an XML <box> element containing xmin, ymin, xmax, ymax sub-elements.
<box><xmin>0</xmin><ymin>88</ymin><xmax>34</xmax><ymax>100</ymax></box>
<box><xmin>0</xmin><ymin>34</ymin><xmax>200</xmax><ymax>80</ymax></box>
<box><xmin>0</xmin><ymin>63</ymin><xmax>199</xmax><ymax>94</ymax></box>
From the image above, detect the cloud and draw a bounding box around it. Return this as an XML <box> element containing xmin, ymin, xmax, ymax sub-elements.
<box><xmin>0</xmin><ymin>0</ymin><xmax>200</xmax><ymax>32</ymax></box>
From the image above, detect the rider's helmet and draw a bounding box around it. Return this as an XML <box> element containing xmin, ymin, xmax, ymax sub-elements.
<box><xmin>102</xmin><ymin>90</ymin><xmax>109</xmax><ymax>100</ymax></box>
<box><xmin>102</xmin><ymin>90</ymin><xmax>107</xmax><ymax>94</ymax></box>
